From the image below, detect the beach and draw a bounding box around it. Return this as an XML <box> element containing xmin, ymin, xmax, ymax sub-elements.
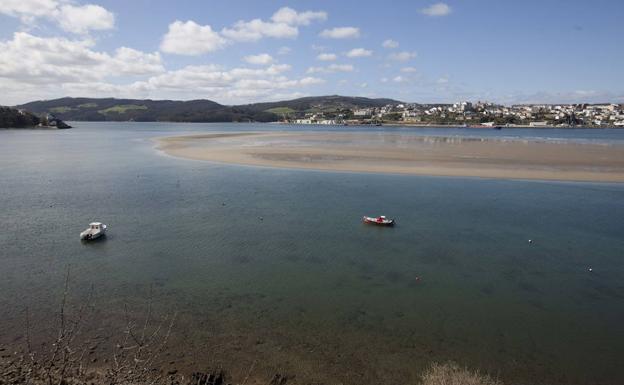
<box><xmin>156</xmin><ymin>132</ymin><xmax>624</xmax><ymax>182</ymax></box>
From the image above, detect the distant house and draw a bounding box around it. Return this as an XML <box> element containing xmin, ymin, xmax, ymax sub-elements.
<box><xmin>529</xmin><ymin>121</ymin><xmax>549</xmax><ymax>127</ymax></box>
<box><xmin>354</xmin><ymin>109</ymin><xmax>372</xmax><ymax>117</ymax></box>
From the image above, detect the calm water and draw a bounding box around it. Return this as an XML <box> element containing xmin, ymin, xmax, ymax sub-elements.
<box><xmin>1</xmin><ymin>123</ymin><xmax>624</xmax><ymax>384</ymax></box>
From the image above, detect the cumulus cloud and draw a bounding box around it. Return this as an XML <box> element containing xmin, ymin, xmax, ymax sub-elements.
<box><xmin>388</xmin><ymin>51</ymin><xmax>417</xmax><ymax>61</ymax></box>
<box><xmin>222</xmin><ymin>7</ymin><xmax>325</xmax><ymax>42</ymax></box>
<box><xmin>420</xmin><ymin>3</ymin><xmax>452</xmax><ymax>16</ymax></box>
<box><xmin>270</xmin><ymin>7</ymin><xmax>327</xmax><ymax>26</ymax></box>
<box><xmin>0</xmin><ymin>31</ymin><xmax>323</xmax><ymax>104</ymax></box>
<box><xmin>382</xmin><ymin>39</ymin><xmax>399</xmax><ymax>49</ymax></box>
<box><xmin>57</xmin><ymin>4</ymin><xmax>115</xmax><ymax>34</ymax></box>
<box><xmin>1</xmin><ymin>0</ymin><xmax>115</xmax><ymax>34</ymax></box>
<box><xmin>346</xmin><ymin>48</ymin><xmax>372</xmax><ymax>58</ymax></box>
<box><xmin>401</xmin><ymin>66</ymin><xmax>418</xmax><ymax>73</ymax></box>
<box><xmin>160</xmin><ymin>20</ymin><xmax>227</xmax><ymax>55</ymax></box>
<box><xmin>128</xmin><ymin>64</ymin><xmax>323</xmax><ymax>103</ymax></box>
<box><xmin>316</xmin><ymin>53</ymin><xmax>337</xmax><ymax>61</ymax></box>
<box><xmin>319</xmin><ymin>27</ymin><xmax>360</xmax><ymax>39</ymax></box>
<box><xmin>307</xmin><ymin>64</ymin><xmax>354</xmax><ymax>74</ymax></box>
<box><xmin>0</xmin><ymin>32</ymin><xmax>163</xmax><ymax>85</ymax></box>
<box><xmin>160</xmin><ymin>7</ymin><xmax>326</xmax><ymax>55</ymax></box>
<box><xmin>2</xmin><ymin>0</ymin><xmax>59</xmax><ymax>19</ymax></box>
<box><xmin>222</xmin><ymin>19</ymin><xmax>298</xmax><ymax>41</ymax></box>
<box><xmin>244</xmin><ymin>53</ymin><xmax>274</xmax><ymax>65</ymax></box>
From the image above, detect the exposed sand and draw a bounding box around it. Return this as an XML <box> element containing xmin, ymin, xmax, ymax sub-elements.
<box><xmin>155</xmin><ymin>132</ymin><xmax>624</xmax><ymax>182</ymax></box>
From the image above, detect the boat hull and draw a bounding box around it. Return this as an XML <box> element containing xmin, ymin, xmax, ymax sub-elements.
<box><xmin>80</xmin><ymin>225</ymin><xmax>107</xmax><ymax>240</ymax></box>
<box><xmin>362</xmin><ymin>216</ymin><xmax>395</xmax><ymax>226</ymax></box>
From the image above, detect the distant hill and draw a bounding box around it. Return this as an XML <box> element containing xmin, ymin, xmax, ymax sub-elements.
<box><xmin>17</xmin><ymin>95</ymin><xmax>402</xmax><ymax>123</ymax></box>
<box><xmin>0</xmin><ymin>106</ymin><xmax>40</xmax><ymax>128</ymax></box>
<box><xmin>241</xmin><ymin>95</ymin><xmax>401</xmax><ymax>113</ymax></box>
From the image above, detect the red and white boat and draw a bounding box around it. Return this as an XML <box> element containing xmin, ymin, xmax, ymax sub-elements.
<box><xmin>362</xmin><ymin>215</ymin><xmax>395</xmax><ymax>226</ymax></box>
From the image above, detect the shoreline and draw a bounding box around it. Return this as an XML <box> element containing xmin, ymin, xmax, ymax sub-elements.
<box><xmin>155</xmin><ymin>132</ymin><xmax>624</xmax><ymax>183</ymax></box>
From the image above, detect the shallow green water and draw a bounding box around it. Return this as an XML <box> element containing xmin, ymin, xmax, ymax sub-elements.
<box><xmin>1</xmin><ymin>123</ymin><xmax>623</xmax><ymax>384</ymax></box>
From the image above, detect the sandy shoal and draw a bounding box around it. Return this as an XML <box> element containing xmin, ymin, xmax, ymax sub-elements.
<box><xmin>155</xmin><ymin>132</ymin><xmax>624</xmax><ymax>182</ymax></box>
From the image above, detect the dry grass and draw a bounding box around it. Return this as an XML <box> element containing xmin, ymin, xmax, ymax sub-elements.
<box><xmin>421</xmin><ymin>362</ymin><xmax>503</xmax><ymax>385</ymax></box>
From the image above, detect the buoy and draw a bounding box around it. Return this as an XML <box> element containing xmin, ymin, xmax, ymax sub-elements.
<box><xmin>415</xmin><ymin>276</ymin><xmax>421</xmax><ymax>282</ymax></box>
<box><xmin>588</xmin><ymin>267</ymin><xmax>593</xmax><ymax>272</ymax></box>
<box><xmin>259</xmin><ymin>217</ymin><xmax>263</xmax><ymax>221</ymax></box>
<box><xmin>528</xmin><ymin>239</ymin><xmax>533</xmax><ymax>244</ymax></box>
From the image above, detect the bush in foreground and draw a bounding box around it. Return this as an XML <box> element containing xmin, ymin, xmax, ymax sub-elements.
<box><xmin>421</xmin><ymin>362</ymin><xmax>502</xmax><ymax>385</ymax></box>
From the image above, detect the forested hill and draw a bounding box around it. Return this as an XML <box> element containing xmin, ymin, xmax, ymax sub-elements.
<box><xmin>0</xmin><ymin>106</ymin><xmax>40</xmax><ymax>128</ymax></box>
<box><xmin>17</xmin><ymin>95</ymin><xmax>401</xmax><ymax>123</ymax></box>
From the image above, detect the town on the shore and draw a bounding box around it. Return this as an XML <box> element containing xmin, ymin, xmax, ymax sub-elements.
<box><xmin>288</xmin><ymin>101</ymin><xmax>624</xmax><ymax>128</ymax></box>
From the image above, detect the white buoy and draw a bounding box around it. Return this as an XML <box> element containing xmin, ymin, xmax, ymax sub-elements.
<box><xmin>588</xmin><ymin>267</ymin><xmax>593</xmax><ymax>272</ymax></box>
<box><xmin>528</xmin><ymin>239</ymin><xmax>533</xmax><ymax>244</ymax></box>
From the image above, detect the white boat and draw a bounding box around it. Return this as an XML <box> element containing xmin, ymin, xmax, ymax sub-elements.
<box><xmin>80</xmin><ymin>222</ymin><xmax>107</xmax><ymax>240</ymax></box>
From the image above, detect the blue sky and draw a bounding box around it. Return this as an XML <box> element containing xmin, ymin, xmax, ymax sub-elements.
<box><xmin>1</xmin><ymin>0</ymin><xmax>623</xmax><ymax>105</ymax></box>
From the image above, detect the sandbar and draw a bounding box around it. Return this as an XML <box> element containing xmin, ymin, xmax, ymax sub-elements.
<box><xmin>155</xmin><ymin>132</ymin><xmax>624</xmax><ymax>182</ymax></box>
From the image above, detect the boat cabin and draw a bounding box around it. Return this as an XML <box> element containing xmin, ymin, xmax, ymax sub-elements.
<box><xmin>89</xmin><ymin>222</ymin><xmax>103</xmax><ymax>230</ymax></box>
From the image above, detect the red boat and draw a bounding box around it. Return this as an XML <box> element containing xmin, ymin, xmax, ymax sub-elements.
<box><xmin>362</xmin><ymin>215</ymin><xmax>395</xmax><ymax>226</ymax></box>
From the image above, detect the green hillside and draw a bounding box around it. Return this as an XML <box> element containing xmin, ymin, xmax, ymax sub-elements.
<box><xmin>17</xmin><ymin>95</ymin><xmax>402</xmax><ymax>123</ymax></box>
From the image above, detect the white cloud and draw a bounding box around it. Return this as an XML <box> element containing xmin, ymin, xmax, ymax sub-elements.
<box><xmin>128</xmin><ymin>64</ymin><xmax>322</xmax><ymax>103</ymax></box>
<box><xmin>393</xmin><ymin>76</ymin><xmax>406</xmax><ymax>83</ymax></box>
<box><xmin>161</xmin><ymin>7</ymin><xmax>326</xmax><ymax>55</ymax></box>
<box><xmin>317</xmin><ymin>53</ymin><xmax>337</xmax><ymax>61</ymax></box>
<box><xmin>421</xmin><ymin>3</ymin><xmax>452</xmax><ymax>16</ymax></box>
<box><xmin>299</xmin><ymin>77</ymin><xmax>325</xmax><ymax>86</ymax></box>
<box><xmin>1</xmin><ymin>0</ymin><xmax>115</xmax><ymax>34</ymax></box>
<box><xmin>278</xmin><ymin>46</ymin><xmax>291</xmax><ymax>55</ymax></box>
<box><xmin>307</xmin><ymin>64</ymin><xmax>354</xmax><ymax>74</ymax></box>
<box><xmin>222</xmin><ymin>7</ymin><xmax>326</xmax><ymax>42</ymax></box>
<box><xmin>401</xmin><ymin>66</ymin><xmax>418</xmax><ymax>73</ymax></box>
<box><xmin>319</xmin><ymin>27</ymin><xmax>360</xmax><ymax>39</ymax></box>
<box><xmin>388</xmin><ymin>51</ymin><xmax>417</xmax><ymax>61</ymax></box>
<box><xmin>0</xmin><ymin>32</ymin><xmax>163</xmax><ymax>86</ymax></box>
<box><xmin>1</xmin><ymin>0</ymin><xmax>60</xmax><ymax>21</ymax></box>
<box><xmin>222</xmin><ymin>19</ymin><xmax>298</xmax><ymax>41</ymax></box>
<box><xmin>346</xmin><ymin>48</ymin><xmax>372</xmax><ymax>58</ymax></box>
<box><xmin>382</xmin><ymin>39</ymin><xmax>399</xmax><ymax>49</ymax></box>
<box><xmin>271</xmin><ymin>7</ymin><xmax>327</xmax><ymax>26</ymax></box>
<box><xmin>160</xmin><ymin>20</ymin><xmax>227</xmax><ymax>55</ymax></box>
<box><xmin>244</xmin><ymin>53</ymin><xmax>274</xmax><ymax>65</ymax></box>
<box><xmin>57</xmin><ymin>4</ymin><xmax>115</xmax><ymax>34</ymax></box>
<box><xmin>359</xmin><ymin>82</ymin><xmax>368</xmax><ymax>88</ymax></box>
<box><xmin>111</xmin><ymin>47</ymin><xmax>164</xmax><ymax>76</ymax></box>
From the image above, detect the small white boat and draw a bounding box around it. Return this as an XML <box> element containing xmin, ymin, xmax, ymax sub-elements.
<box><xmin>80</xmin><ymin>222</ymin><xmax>107</xmax><ymax>240</ymax></box>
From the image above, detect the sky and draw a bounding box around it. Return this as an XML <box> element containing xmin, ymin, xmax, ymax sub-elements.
<box><xmin>1</xmin><ymin>0</ymin><xmax>623</xmax><ymax>106</ymax></box>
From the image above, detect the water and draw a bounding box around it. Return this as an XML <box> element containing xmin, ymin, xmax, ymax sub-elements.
<box><xmin>1</xmin><ymin>123</ymin><xmax>624</xmax><ymax>384</ymax></box>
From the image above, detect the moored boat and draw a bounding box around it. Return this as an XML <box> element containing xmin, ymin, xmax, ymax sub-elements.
<box><xmin>362</xmin><ymin>215</ymin><xmax>395</xmax><ymax>226</ymax></box>
<box><xmin>80</xmin><ymin>222</ymin><xmax>107</xmax><ymax>240</ymax></box>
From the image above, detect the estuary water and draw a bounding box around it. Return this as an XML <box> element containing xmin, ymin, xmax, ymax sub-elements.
<box><xmin>1</xmin><ymin>122</ymin><xmax>623</xmax><ymax>384</ymax></box>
